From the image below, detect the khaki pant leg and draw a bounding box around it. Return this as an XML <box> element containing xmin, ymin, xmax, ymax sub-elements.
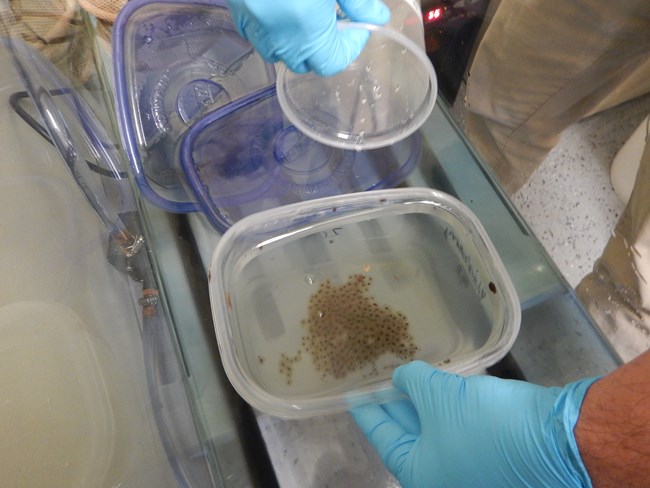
<box><xmin>576</xmin><ymin>137</ymin><xmax>650</xmax><ymax>362</ymax></box>
<box><xmin>1</xmin><ymin>0</ymin><xmax>95</xmax><ymax>84</ymax></box>
<box><xmin>465</xmin><ymin>0</ymin><xmax>650</xmax><ymax>194</ymax></box>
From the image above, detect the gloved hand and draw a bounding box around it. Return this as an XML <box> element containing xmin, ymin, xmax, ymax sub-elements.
<box><xmin>351</xmin><ymin>361</ymin><xmax>600</xmax><ymax>488</ymax></box>
<box><xmin>227</xmin><ymin>0</ymin><xmax>391</xmax><ymax>76</ymax></box>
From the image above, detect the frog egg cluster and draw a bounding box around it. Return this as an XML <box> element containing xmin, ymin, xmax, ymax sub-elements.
<box><xmin>278</xmin><ymin>351</ymin><xmax>302</xmax><ymax>385</ymax></box>
<box><xmin>297</xmin><ymin>273</ymin><xmax>417</xmax><ymax>380</ymax></box>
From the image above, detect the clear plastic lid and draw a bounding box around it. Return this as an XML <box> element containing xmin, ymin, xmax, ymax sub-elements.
<box><xmin>209</xmin><ymin>188</ymin><xmax>521</xmax><ymax>418</ymax></box>
<box><xmin>4</xmin><ymin>37</ymin><xmax>138</xmax><ymax>243</ymax></box>
<box><xmin>180</xmin><ymin>86</ymin><xmax>422</xmax><ymax>232</ymax></box>
<box><xmin>276</xmin><ymin>22</ymin><xmax>437</xmax><ymax>151</ymax></box>
<box><xmin>113</xmin><ymin>0</ymin><xmax>276</xmax><ymax>212</ymax></box>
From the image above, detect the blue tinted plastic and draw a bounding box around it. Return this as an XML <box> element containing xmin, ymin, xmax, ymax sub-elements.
<box><xmin>113</xmin><ymin>0</ymin><xmax>276</xmax><ymax>212</ymax></box>
<box><xmin>181</xmin><ymin>86</ymin><xmax>422</xmax><ymax>232</ymax></box>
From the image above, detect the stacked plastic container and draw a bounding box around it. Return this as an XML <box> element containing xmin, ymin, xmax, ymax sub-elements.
<box><xmin>113</xmin><ymin>0</ymin><xmax>423</xmax><ymax>232</ymax></box>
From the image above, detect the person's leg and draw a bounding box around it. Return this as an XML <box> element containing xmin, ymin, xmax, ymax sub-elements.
<box><xmin>0</xmin><ymin>0</ymin><xmax>93</xmax><ymax>84</ymax></box>
<box><xmin>465</xmin><ymin>1</ymin><xmax>650</xmax><ymax>360</ymax></box>
<box><xmin>465</xmin><ymin>0</ymin><xmax>650</xmax><ymax>194</ymax></box>
<box><xmin>576</xmin><ymin>135</ymin><xmax>650</xmax><ymax>363</ymax></box>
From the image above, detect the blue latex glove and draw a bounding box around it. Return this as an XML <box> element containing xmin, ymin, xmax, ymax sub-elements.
<box><xmin>351</xmin><ymin>361</ymin><xmax>600</xmax><ymax>488</ymax></box>
<box><xmin>227</xmin><ymin>0</ymin><xmax>391</xmax><ymax>76</ymax></box>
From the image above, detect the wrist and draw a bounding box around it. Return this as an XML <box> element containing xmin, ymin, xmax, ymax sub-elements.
<box><xmin>574</xmin><ymin>352</ymin><xmax>650</xmax><ymax>488</ymax></box>
<box><xmin>551</xmin><ymin>378</ymin><xmax>601</xmax><ymax>488</ymax></box>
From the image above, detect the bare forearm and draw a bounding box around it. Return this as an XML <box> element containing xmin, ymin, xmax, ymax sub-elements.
<box><xmin>575</xmin><ymin>349</ymin><xmax>650</xmax><ymax>488</ymax></box>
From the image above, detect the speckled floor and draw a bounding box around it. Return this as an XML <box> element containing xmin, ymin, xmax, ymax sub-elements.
<box><xmin>511</xmin><ymin>95</ymin><xmax>650</xmax><ymax>287</ymax></box>
<box><xmin>453</xmin><ymin>90</ymin><xmax>650</xmax><ymax>288</ymax></box>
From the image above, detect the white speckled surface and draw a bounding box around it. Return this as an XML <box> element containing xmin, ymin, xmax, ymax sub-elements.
<box><xmin>511</xmin><ymin>94</ymin><xmax>650</xmax><ymax>287</ymax></box>
<box><xmin>452</xmin><ymin>88</ymin><xmax>650</xmax><ymax>288</ymax></box>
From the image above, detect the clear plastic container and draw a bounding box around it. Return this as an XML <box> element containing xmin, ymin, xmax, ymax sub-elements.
<box><xmin>209</xmin><ymin>188</ymin><xmax>521</xmax><ymax>418</ymax></box>
<box><xmin>1</xmin><ymin>32</ymin><xmax>212</xmax><ymax>487</ymax></box>
<box><xmin>113</xmin><ymin>0</ymin><xmax>423</xmax><ymax>230</ymax></box>
<box><xmin>0</xmin><ymin>302</ymin><xmax>115</xmax><ymax>486</ymax></box>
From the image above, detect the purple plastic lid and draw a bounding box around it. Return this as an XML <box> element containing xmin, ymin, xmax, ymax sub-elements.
<box><xmin>112</xmin><ymin>0</ymin><xmax>276</xmax><ymax>212</ymax></box>
<box><xmin>180</xmin><ymin>86</ymin><xmax>422</xmax><ymax>232</ymax></box>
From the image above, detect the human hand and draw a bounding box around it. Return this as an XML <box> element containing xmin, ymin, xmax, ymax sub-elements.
<box><xmin>227</xmin><ymin>0</ymin><xmax>390</xmax><ymax>76</ymax></box>
<box><xmin>351</xmin><ymin>361</ymin><xmax>599</xmax><ymax>488</ymax></box>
